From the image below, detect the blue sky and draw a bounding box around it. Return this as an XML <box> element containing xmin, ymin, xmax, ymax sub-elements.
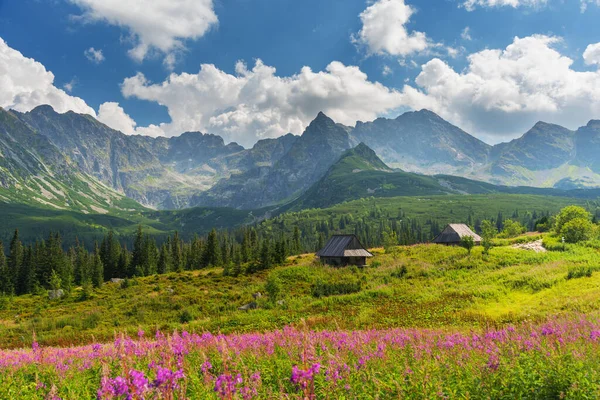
<box><xmin>1</xmin><ymin>0</ymin><xmax>600</xmax><ymax>146</ymax></box>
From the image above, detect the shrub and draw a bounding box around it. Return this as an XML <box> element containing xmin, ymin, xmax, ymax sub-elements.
<box><xmin>555</xmin><ymin>206</ymin><xmax>591</xmax><ymax>233</ymax></box>
<box><xmin>561</xmin><ymin>218</ymin><xmax>594</xmax><ymax>243</ymax></box>
<box><xmin>179</xmin><ymin>310</ymin><xmax>193</xmax><ymax>324</ymax></box>
<box><xmin>391</xmin><ymin>265</ymin><xmax>408</xmax><ymax>278</ymax></box>
<box><xmin>265</xmin><ymin>275</ymin><xmax>282</xmax><ymax>302</ymax></box>
<box><xmin>567</xmin><ymin>266</ymin><xmax>593</xmax><ymax>280</ymax></box>
<box><xmin>460</xmin><ymin>236</ymin><xmax>475</xmax><ymax>255</ymax></box>
<box><xmin>498</xmin><ymin>220</ymin><xmax>526</xmax><ymax>239</ymax></box>
<box><xmin>311</xmin><ymin>279</ymin><xmax>361</xmax><ymax>298</ymax></box>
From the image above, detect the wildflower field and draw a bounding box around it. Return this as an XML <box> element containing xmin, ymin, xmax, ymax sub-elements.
<box><xmin>2</xmin><ymin>316</ymin><xmax>600</xmax><ymax>399</ymax></box>
<box><xmin>3</xmin><ymin>230</ymin><xmax>600</xmax><ymax>398</ymax></box>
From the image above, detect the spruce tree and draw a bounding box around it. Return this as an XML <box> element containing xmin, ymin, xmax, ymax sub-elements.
<box><xmin>0</xmin><ymin>241</ymin><xmax>10</xmax><ymax>295</ymax></box>
<box><xmin>171</xmin><ymin>231</ymin><xmax>183</xmax><ymax>272</ymax></box>
<box><xmin>158</xmin><ymin>243</ymin><xmax>171</xmax><ymax>274</ymax></box>
<box><xmin>8</xmin><ymin>229</ymin><xmax>23</xmax><ymax>295</ymax></box>
<box><xmin>91</xmin><ymin>243</ymin><xmax>104</xmax><ymax>288</ymax></box>
<box><xmin>202</xmin><ymin>229</ymin><xmax>221</xmax><ymax>267</ymax></box>
<box><xmin>131</xmin><ymin>225</ymin><xmax>144</xmax><ymax>276</ymax></box>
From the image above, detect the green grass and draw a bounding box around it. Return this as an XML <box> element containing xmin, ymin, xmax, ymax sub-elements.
<box><xmin>2</xmin><ymin>232</ymin><xmax>600</xmax><ymax>349</ymax></box>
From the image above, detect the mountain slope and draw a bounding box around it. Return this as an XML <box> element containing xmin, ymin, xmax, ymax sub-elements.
<box><xmin>13</xmin><ymin>106</ymin><xmax>247</xmax><ymax>209</ymax></box>
<box><xmin>352</xmin><ymin>109</ymin><xmax>491</xmax><ymax>174</ymax></box>
<box><xmin>0</xmin><ymin>107</ymin><xmax>146</xmax><ymax>214</ymax></box>
<box><xmin>191</xmin><ymin>112</ymin><xmax>354</xmax><ymax>209</ymax></box>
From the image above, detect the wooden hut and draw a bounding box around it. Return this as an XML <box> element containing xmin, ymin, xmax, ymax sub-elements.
<box><xmin>432</xmin><ymin>224</ymin><xmax>481</xmax><ymax>246</ymax></box>
<box><xmin>316</xmin><ymin>235</ymin><xmax>373</xmax><ymax>266</ymax></box>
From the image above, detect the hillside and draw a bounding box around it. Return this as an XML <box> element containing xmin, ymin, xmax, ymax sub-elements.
<box><xmin>1</xmin><ymin>233</ymin><xmax>599</xmax><ymax>349</ymax></box>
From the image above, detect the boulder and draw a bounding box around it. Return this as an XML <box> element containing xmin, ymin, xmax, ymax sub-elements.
<box><xmin>48</xmin><ymin>289</ymin><xmax>64</xmax><ymax>300</ymax></box>
<box><xmin>238</xmin><ymin>302</ymin><xmax>258</xmax><ymax>311</ymax></box>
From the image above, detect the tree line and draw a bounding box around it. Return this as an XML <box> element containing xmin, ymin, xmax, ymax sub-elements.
<box><xmin>0</xmin><ymin>225</ymin><xmax>303</xmax><ymax>297</ymax></box>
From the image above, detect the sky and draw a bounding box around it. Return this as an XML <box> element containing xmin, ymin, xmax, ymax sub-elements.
<box><xmin>1</xmin><ymin>0</ymin><xmax>600</xmax><ymax>147</ymax></box>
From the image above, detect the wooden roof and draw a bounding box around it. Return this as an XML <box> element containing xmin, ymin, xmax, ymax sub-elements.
<box><xmin>432</xmin><ymin>224</ymin><xmax>482</xmax><ymax>243</ymax></box>
<box><xmin>316</xmin><ymin>235</ymin><xmax>373</xmax><ymax>258</ymax></box>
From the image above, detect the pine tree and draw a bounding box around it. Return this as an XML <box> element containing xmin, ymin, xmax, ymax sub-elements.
<box><xmin>22</xmin><ymin>245</ymin><xmax>38</xmax><ymax>294</ymax></box>
<box><xmin>91</xmin><ymin>243</ymin><xmax>104</xmax><ymax>288</ymax></box>
<box><xmin>49</xmin><ymin>269</ymin><xmax>62</xmax><ymax>292</ymax></box>
<box><xmin>0</xmin><ymin>241</ymin><xmax>10</xmax><ymax>295</ymax></box>
<box><xmin>171</xmin><ymin>232</ymin><xmax>183</xmax><ymax>272</ymax></box>
<box><xmin>293</xmin><ymin>226</ymin><xmax>301</xmax><ymax>254</ymax></box>
<box><xmin>259</xmin><ymin>238</ymin><xmax>272</xmax><ymax>270</ymax></box>
<box><xmin>100</xmin><ymin>231</ymin><xmax>121</xmax><ymax>280</ymax></box>
<box><xmin>131</xmin><ymin>225</ymin><xmax>144</xmax><ymax>276</ymax></box>
<box><xmin>202</xmin><ymin>229</ymin><xmax>221</xmax><ymax>267</ymax></box>
<box><xmin>158</xmin><ymin>243</ymin><xmax>171</xmax><ymax>274</ymax></box>
<box><xmin>7</xmin><ymin>229</ymin><xmax>23</xmax><ymax>295</ymax></box>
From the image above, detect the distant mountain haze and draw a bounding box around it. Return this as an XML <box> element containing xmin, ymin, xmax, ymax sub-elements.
<box><xmin>1</xmin><ymin>104</ymin><xmax>600</xmax><ymax>211</ymax></box>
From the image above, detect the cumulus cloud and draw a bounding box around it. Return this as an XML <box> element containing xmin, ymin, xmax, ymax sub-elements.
<box><xmin>354</xmin><ymin>0</ymin><xmax>430</xmax><ymax>57</ymax></box>
<box><xmin>97</xmin><ymin>102</ymin><xmax>136</xmax><ymax>134</ymax></box>
<box><xmin>121</xmin><ymin>59</ymin><xmax>404</xmax><ymax>146</ymax></box>
<box><xmin>462</xmin><ymin>0</ymin><xmax>547</xmax><ymax>10</ymax></box>
<box><xmin>583</xmin><ymin>43</ymin><xmax>600</xmax><ymax>66</ymax></box>
<box><xmin>69</xmin><ymin>0</ymin><xmax>217</xmax><ymax>64</ymax></box>
<box><xmin>400</xmin><ymin>35</ymin><xmax>600</xmax><ymax>142</ymax></box>
<box><xmin>0</xmin><ymin>37</ymin><xmax>95</xmax><ymax>116</ymax></box>
<box><xmin>84</xmin><ymin>47</ymin><xmax>104</xmax><ymax>64</ymax></box>
<box><xmin>97</xmin><ymin>102</ymin><xmax>164</xmax><ymax>137</ymax></box>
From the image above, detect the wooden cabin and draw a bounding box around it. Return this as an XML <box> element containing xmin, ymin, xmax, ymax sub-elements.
<box><xmin>317</xmin><ymin>235</ymin><xmax>373</xmax><ymax>266</ymax></box>
<box><xmin>432</xmin><ymin>224</ymin><xmax>481</xmax><ymax>246</ymax></box>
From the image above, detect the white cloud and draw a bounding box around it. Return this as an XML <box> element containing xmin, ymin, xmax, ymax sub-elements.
<box><xmin>69</xmin><ymin>0</ymin><xmax>217</xmax><ymax>64</ymax></box>
<box><xmin>63</xmin><ymin>77</ymin><xmax>77</xmax><ymax>93</ymax></box>
<box><xmin>580</xmin><ymin>0</ymin><xmax>600</xmax><ymax>12</ymax></box>
<box><xmin>121</xmin><ymin>59</ymin><xmax>405</xmax><ymax>146</ymax></box>
<box><xmin>97</xmin><ymin>102</ymin><xmax>136</xmax><ymax>134</ymax></box>
<box><xmin>97</xmin><ymin>102</ymin><xmax>164</xmax><ymax>137</ymax></box>
<box><xmin>400</xmin><ymin>35</ymin><xmax>600</xmax><ymax>142</ymax></box>
<box><xmin>461</xmin><ymin>27</ymin><xmax>472</xmax><ymax>41</ymax></box>
<box><xmin>0</xmin><ymin>37</ymin><xmax>95</xmax><ymax>116</ymax></box>
<box><xmin>583</xmin><ymin>43</ymin><xmax>600</xmax><ymax>66</ymax></box>
<box><xmin>84</xmin><ymin>47</ymin><xmax>104</xmax><ymax>64</ymax></box>
<box><xmin>462</xmin><ymin>0</ymin><xmax>547</xmax><ymax>10</ymax></box>
<box><xmin>354</xmin><ymin>0</ymin><xmax>430</xmax><ymax>57</ymax></box>
<box><xmin>382</xmin><ymin>65</ymin><xmax>393</xmax><ymax>76</ymax></box>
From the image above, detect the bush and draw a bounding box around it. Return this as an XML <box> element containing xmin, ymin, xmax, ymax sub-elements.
<box><xmin>391</xmin><ymin>265</ymin><xmax>408</xmax><ymax>278</ymax></box>
<box><xmin>498</xmin><ymin>220</ymin><xmax>526</xmax><ymax>239</ymax></box>
<box><xmin>460</xmin><ymin>236</ymin><xmax>475</xmax><ymax>255</ymax></box>
<box><xmin>567</xmin><ymin>266</ymin><xmax>593</xmax><ymax>280</ymax></box>
<box><xmin>561</xmin><ymin>218</ymin><xmax>594</xmax><ymax>243</ymax></box>
<box><xmin>555</xmin><ymin>206</ymin><xmax>591</xmax><ymax>233</ymax></box>
<box><xmin>265</xmin><ymin>275</ymin><xmax>282</xmax><ymax>302</ymax></box>
<box><xmin>311</xmin><ymin>279</ymin><xmax>362</xmax><ymax>298</ymax></box>
<box><xmin>179</xmin><ymin>310</ymin><xmax>193</xmax><ymax>324</ymax></box>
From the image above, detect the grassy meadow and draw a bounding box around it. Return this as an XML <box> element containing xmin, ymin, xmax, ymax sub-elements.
<box><xmin>2</xmin><ymin>233</ymin><xmax>600</xmax><ymax>349</ymax></box>
<box><xmin>2</xmin><ymin>232</ymin><xmax>600</xmax><ymax>398</ymax></box>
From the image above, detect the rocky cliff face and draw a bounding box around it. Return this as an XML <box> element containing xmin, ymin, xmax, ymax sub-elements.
<box><xmin>0</xmin><ymin>107</ymin><xmax>144</xmax><ymax>213</ymax></box>
<box><xmin>11</xmin><ymin>106</ymin><xmax>246</xmax><ymax>208</ymax></box>
<box><xmin>3</xmin><ymin>103</ymin><xmax>600</xmax><ymax>212</ymax></box>
<box><xmin>191</xmin><ymin>112</ymin><xmax>354</xmax><ymax>209</ymax></box>
<box><xmin>352</xmin><ymin>109</ymin><xmax>491</xmax><ymax>174</ymax></box>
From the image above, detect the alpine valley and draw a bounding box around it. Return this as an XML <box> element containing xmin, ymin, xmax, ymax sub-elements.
<box><xmin>2</xmin><ymin>104</ymin><xmax>600</xmax><ymax>243</ymax></box>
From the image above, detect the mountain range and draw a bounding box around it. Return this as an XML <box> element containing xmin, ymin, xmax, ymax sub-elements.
<box><xmin>1</xmin><ymin>104</ymin><xmax>600</xmax><ymax>212</ymax></box>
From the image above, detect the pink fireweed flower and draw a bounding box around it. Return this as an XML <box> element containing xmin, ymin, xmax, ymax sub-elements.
<box><xmin>97</xmin><ymin>376</ymin><xmax>129</xmax><ymax>399</ymax></box>
<box><xmin>152</xmin><ymin>367</ymin><xmax>185</xmax><ymax>390</ymax></box>
<box><xmin>214</xmin><ymin>373</ymin><xmax>243</xmax><ymax>398</ymax></box>
<box><xmin>290</xmin><ymin>363</ymin><xmax>321</xmax><ymax>390</ymax></box>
